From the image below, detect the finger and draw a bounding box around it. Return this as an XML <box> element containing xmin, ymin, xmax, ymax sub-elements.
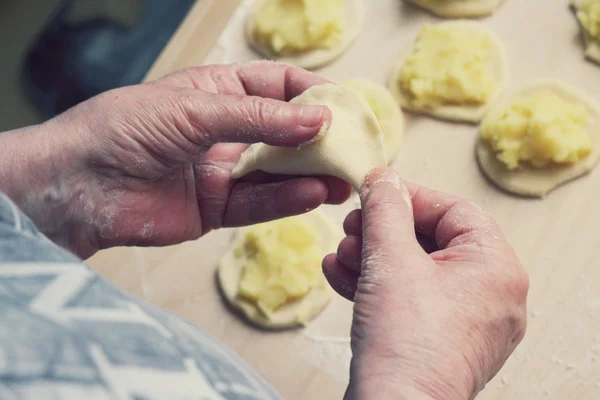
<box><xmin>416</xmin><ymin>232</ymin><xmax>439</xmax><ymax>254</ymax></box>
<box><xmin>322</xmin><ymin>254</ymin><xmax>359</xmax><ymax>302</ymax></box>
<box><xmin>195</xmin><ymin>144</ymin><xmax>350</xmax><ymax>231</ymax></box>
<box><xmin>194</xmin><ymin>144</ymin><xmax>245</xmax><ymax>232</ymax></box>
<box><xmin>156</xmin><ymin>62</ymin><xmax>329</xmax><ymax>99</ymax></box>
<box><xmin>403</xmin><ymin>182</ymin><xmax>505</xmax><ymax>250</ymax></box>
<box><xmin>343</xmin><ymin>209</ymin><xmax>362</xmax><ymax>236</ymax></box>
<box><xmin>360</xmin><ymin>168</ymin><xmax>427</xmax><ymax>271</ymax></box>
<box><xmin>222</xmin><ymin>178</ymin><xmax>330</xmax><ymax>228</ymax></box>
<box><xmin>337</xmin><ymin>235</ymin><xmax>362</xmax><ymax>272</ymax></box>
<box><xmin>343</xmin><ymin>208</ymin><xmax>436</xmax><ymax>254</ymax></box>
<box><xmin>321</xmin><ymin>176</ymin><xmax>352</xmax><ymax>205</ymax></box>
<box><xmin>239</xmin><ymin>172</ymin><xmax>351</xmax><ymax>205</ymax></box>
<box><xmin>235</xmin><ymin>62</ymin><xmax>330</xmax><ymax>100</ymax></box>
<box><xmin>189</xmin><ymin>93</ymin><xmax>331</xmax><ymax>147</ymax></box>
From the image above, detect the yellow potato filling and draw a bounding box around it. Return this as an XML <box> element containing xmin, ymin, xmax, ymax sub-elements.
<box><xmin>342</xmin><ymin>79</ymin><xmax>401</xmax><ymax>156</ymax></box>
<box><xmin>234</xmin><ymin>215</ymin><xmax>325</xmax><ymax>315</ymax></box>
<box><xmin>398</xmin><ymin>24</ymin><xmax>496</xmax><ymax>108</ymax></box>
<box><xmin>253</xmin><ymin>0</ymin><xmax>344</xmax><ymax>55</ymax></box>
<box><xmin>480</xmin><ymin>92</ymin><xmax>592</xmax><ymax>169</ymax></box>
<box><xmin>343</xmin><ymin>81</ymin><xmax>386</xmax><ymax>122</ymax></box>
<box><xmin>577</xmin><ymin>0</ymin><xmax>600</xmax><ymax>40</ymax></box>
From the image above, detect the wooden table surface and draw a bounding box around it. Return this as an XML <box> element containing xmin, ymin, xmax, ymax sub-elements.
<box><xmin>89</xmin><ymin>0</ymin><xmax>600</xmax><ymax>399</ymax></box>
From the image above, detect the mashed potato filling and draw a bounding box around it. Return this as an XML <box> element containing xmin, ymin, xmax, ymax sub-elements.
<box><xmin>480</xmin><ymin>92</ymin><xmax>592</xmax><ymax>169</ymax></box>
<box><xmin>577</xmin><ymin>0</ymin><xmax>600</xmax><ymax>40</ymax></box>
<box><xmin>398</xmin><ymin>24</ymin><xmax>496</xmax><ymax>108</ymax></box>
<box><xmin>253</xmin><ymin>0</ymin><xmax>344</xmax><ymax>55</ymax></box>
<box><xmin>234</xmin><ymin>216</ymin><xmax>325</xmax><ymax>315</ymax></box>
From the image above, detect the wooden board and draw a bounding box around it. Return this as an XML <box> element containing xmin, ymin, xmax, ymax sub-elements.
<box><xmin>89</xmin><ymin>0</ymin><xmax>600</xmax><ymax>398</ymax></box>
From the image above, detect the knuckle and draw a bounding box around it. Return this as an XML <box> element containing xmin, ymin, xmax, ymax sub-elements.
<box><xmin>458</xmin><ymin>199</ymin><xmax>497</xmax><ymax>226</ymax></box>
<box><xmin>363</xmin><ymin>194</ymin><xmax>405</xmax><ymax>223</ymax></box>
<box><xmin>481</xmin><ymin>260</ymin><xmax>529</xmax><ymax>343</ymax></box>
<box><xmin>504</xmin><ymin>305</ymin><xmax>528</xmax><ymax>349</ymax></box>
<box><xmin>500</xmin><ymin>259</ymin><xmax>529</xmax><ymax>303</ymax></box>
<box><xmin>513</xmin><ymin>265</ymin><xmax>530</xmax><ymax>302</ymax></box>
<box><xmin>488</xmin><ymin>261</ymin><xmax>529</xmax><ymax>304</ymax></box>
<box><xmin>515</xmin><ymin>309</ymin><xmax>528</xmax><ymax>343</ymax></box>
<box><xmin>169</xmin><ymin>66</ymin><xmax>209</xmax><ymax>88</ymax></box>
<box><xmin>185</xmin><ymin>65</ymin><xmax>208</xmax><ymax>77</ymax></box>
<box><xmin>250</xmin><ymin>98</ymin><xmax>279</xmax><ymax>131</ymax></box>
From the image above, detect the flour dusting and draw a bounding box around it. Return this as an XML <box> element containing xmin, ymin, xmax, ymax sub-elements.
<box><xmin>294</xmin><ymin>294</ymin><xmax>354</xmax><ymax>384</ymax></box>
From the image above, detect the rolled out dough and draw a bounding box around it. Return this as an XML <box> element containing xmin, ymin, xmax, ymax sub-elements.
<box><xmin>388</xmin><ymin>21</ymin><xmax>509</xmax><ymax>123</ymax></box>
<box><xmin>244</xmin><ymin>0</ymin><xmax>365</xmax><ymax>70</ymax></box>
<box><xmin>231</xmin><ymin>83</ymin><xmax>388</xmax><ymax>190</ymax></box>
<box><xmin>476</xmin><ymin>80</ymin><xmax>600</xmax><ymax>198</ymax></box>
<box><xmin>405</xmin><ymin>0</ymin><xmax>506</xmax><ymax>18</ymax></box>
<box><xmin>342</xmin><ymin>78</ymin><xmax>405</xmax><ymax>162</ymax></box>
<box><xmin>217</xmin><ymin>210</ymin><xmax>342</xmax><ymax>329</ymax></box>
<box><xmin>571</xmin><ymin>0</ymin><xmax>600</xmax><ymax>65</ymax></box>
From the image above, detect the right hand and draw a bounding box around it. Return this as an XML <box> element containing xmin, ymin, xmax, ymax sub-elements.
<box><xmin>322</xmin><ymin>168</ymin><xmax>529</xmax><ymax>400</ymax></box>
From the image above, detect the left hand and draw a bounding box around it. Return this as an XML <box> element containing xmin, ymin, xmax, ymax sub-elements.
<box><xmin>0</xmin><ymin>62</ymin><xmax>351</xmax><ymax>259</ymax></box>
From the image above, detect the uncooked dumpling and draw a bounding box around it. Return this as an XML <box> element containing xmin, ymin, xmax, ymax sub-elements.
<box><xmin>406</xmin><ymin>0</ymin><xmax>506</xmax><ymax>18</ymax></box>
<box><xmin>476</xmin><ymin>80</ymin><xmax>600</xmax><ymax>197</ymax></box>
<box><xmin>245</xmin><ymin>0</ymin><xmax>365</xmax><ymax>69</ymax></box>
<box><xmin>232</xmin><ymin>83</ymin><xmax>387</xmax><ymax>190</ymax></box>
<box><xmin>388</xmin><ymin>21</ymin><xmax>509</xmax><ymax>123</ymax></box>
<box><xmin>572</xmin><ymin>0</ymin><xmax>600</xmax><ymax>65</ymax></box>
<box><xmin>342</xmin><ymin>79</ymin><xmax>404</xmax><ymax>162</ymax></box>
<box><xmin>217</xmin><ymin>210</ymin><xmax>342</xmax><ymax>329</ymax></box>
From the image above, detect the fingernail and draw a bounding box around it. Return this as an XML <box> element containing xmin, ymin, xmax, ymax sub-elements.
<box><xmin>300</xmin><ymin>105</ymin><xmax>325</xmax><ymax>127</ymax></box>
<box><xmin>361</xmin><ymin>169</ymin><xmax>412</xmax><ymax>210</ymax></box>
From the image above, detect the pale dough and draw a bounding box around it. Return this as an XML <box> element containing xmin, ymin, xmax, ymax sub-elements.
<box><xmin>476</xmin><ymin>80</ymin><xmax>600</xmax><ymax>198</ymax></box>
<box><xmin>217</xmin><ymin>210</ymin><xmax>342</xmax><ymax>329</ymax></box>
<box><xmin>571</xmin><ymin>0</ymin><xmax>600</xmax><ymax>65</ymax></box>
<box><xmin>244</xmin><ymin>0</ymin><xmax>365</xmax><ymax>69</ymax></box>
<box><xmin>406</xmin><ymin>0</ymin><xmax>506</xmax><ymax>18</ymax></box>
<box><xmin>388</xmin><ymin>21</ymin><xmax>509</xmax><ymax>123</ymax></box>
<box><xmin>231</xmin><ymin>83</ymin><xmax>388</xmax><ymax>190</ymax></box>
<box><xmin>342</xmin><ymin>79</ymin><xmax>405</xmax><ymax>162</ymax></box>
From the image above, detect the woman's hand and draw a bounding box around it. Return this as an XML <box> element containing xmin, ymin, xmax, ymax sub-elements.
<box><xmin>0</xmin><ymin>62</ymin><xmax>351</xmax><ymax>259</ymax></box>
<box><xmin>322</xmin><ymin>169</ymin><xmax>529</xmax><ymax>400</ymax></box>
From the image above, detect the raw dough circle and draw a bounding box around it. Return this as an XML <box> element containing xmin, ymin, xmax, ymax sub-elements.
<box><xmin>231</xmin><ymin>83</ymin><xmax>388</xmax><ymax>190</ymax></box>
<box><xmin>342</xmin><ymin>79</ymin><xmax>405</xmax><ymax>162</ymax></box>
<box><xmin>217</xmin><ymin>210</ymin><xmax>342</xmax><ymax>329</ymax></box>
<box><xmin>476</xmin><ymin>80</ymin><xmax>600</xmax><ymax>198</ymax></box>
<box><xmin>388</xmin><ymin>21</ymin><xmax>509</xmax><ymax>123</ymax></box>
<box><xmin>405</xmin><ymin>0</ymin><xmax>506</xmax><ymax>18</ymax></box>
<box><xmin>244</xmin><ymin>0</ymin><xmax>365</xmax><ymax>69</ymax></box>
<box><xmin>571</xmin><ymin>0</ymin><xmax>600</xmax><ymax>65</ymax></box>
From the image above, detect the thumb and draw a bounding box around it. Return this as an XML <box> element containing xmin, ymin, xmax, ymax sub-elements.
<box><xmin>192</xmin><ymin>92</ymin><xmax>331</xmax><ymax>147</ymax></box>
<box><xmin>359</xmin><ymin>168</ymin><xmax>425</xmax><ymax>270</ymax></box>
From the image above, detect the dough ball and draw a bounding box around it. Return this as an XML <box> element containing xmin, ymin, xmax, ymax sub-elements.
<box><xmin>572</xmin><ymin>0</ymin><xmax>600</xmax><ymax>65</ymax></box>
<box><xmin>342</xmin><ymin>79</ymin><xmax>405</xmax><ymax>162</ymax></box>
<box><xmin>231</xmin><ymin>83</ymin><xmax>388</xmax><ymax>191</ymax></box>
<box><xmin>217</xmin><ymin>210</ymin><xmax>342</xmax><ymax>329</ymax></box>
<box><xmin>405</xmin><ymin>0</ymin><xmax>506</xmax><ymax>18</ymax></box>
<box><xmin>388</xmin><ymin>21</ymin><xmax>509</xmax><ymax>123</ymax></box>
<box><xmin>245</xmin><ymin>0</ymin><xmax>365</xmax><ymax>69</ymax></box>
<box><xmin>476</xmin><ymin>80</ymin><xmax>600</xmax><ymax>197</ymax></box>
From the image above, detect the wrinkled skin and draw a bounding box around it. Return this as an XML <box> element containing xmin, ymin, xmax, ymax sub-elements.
<box><xmin>323</xmin><ymin>169</ymin><xmax>529</xmax><ymax>400</ymax></box>
<box><xmin>0</xmin><ymin>62</ymin><xmax>351</xmax><ymax>259</ymax></box>
<box><xmin>1</xmin><ymin>61</ymin><xmax>528</xmax><ymax>400</ymax></box>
